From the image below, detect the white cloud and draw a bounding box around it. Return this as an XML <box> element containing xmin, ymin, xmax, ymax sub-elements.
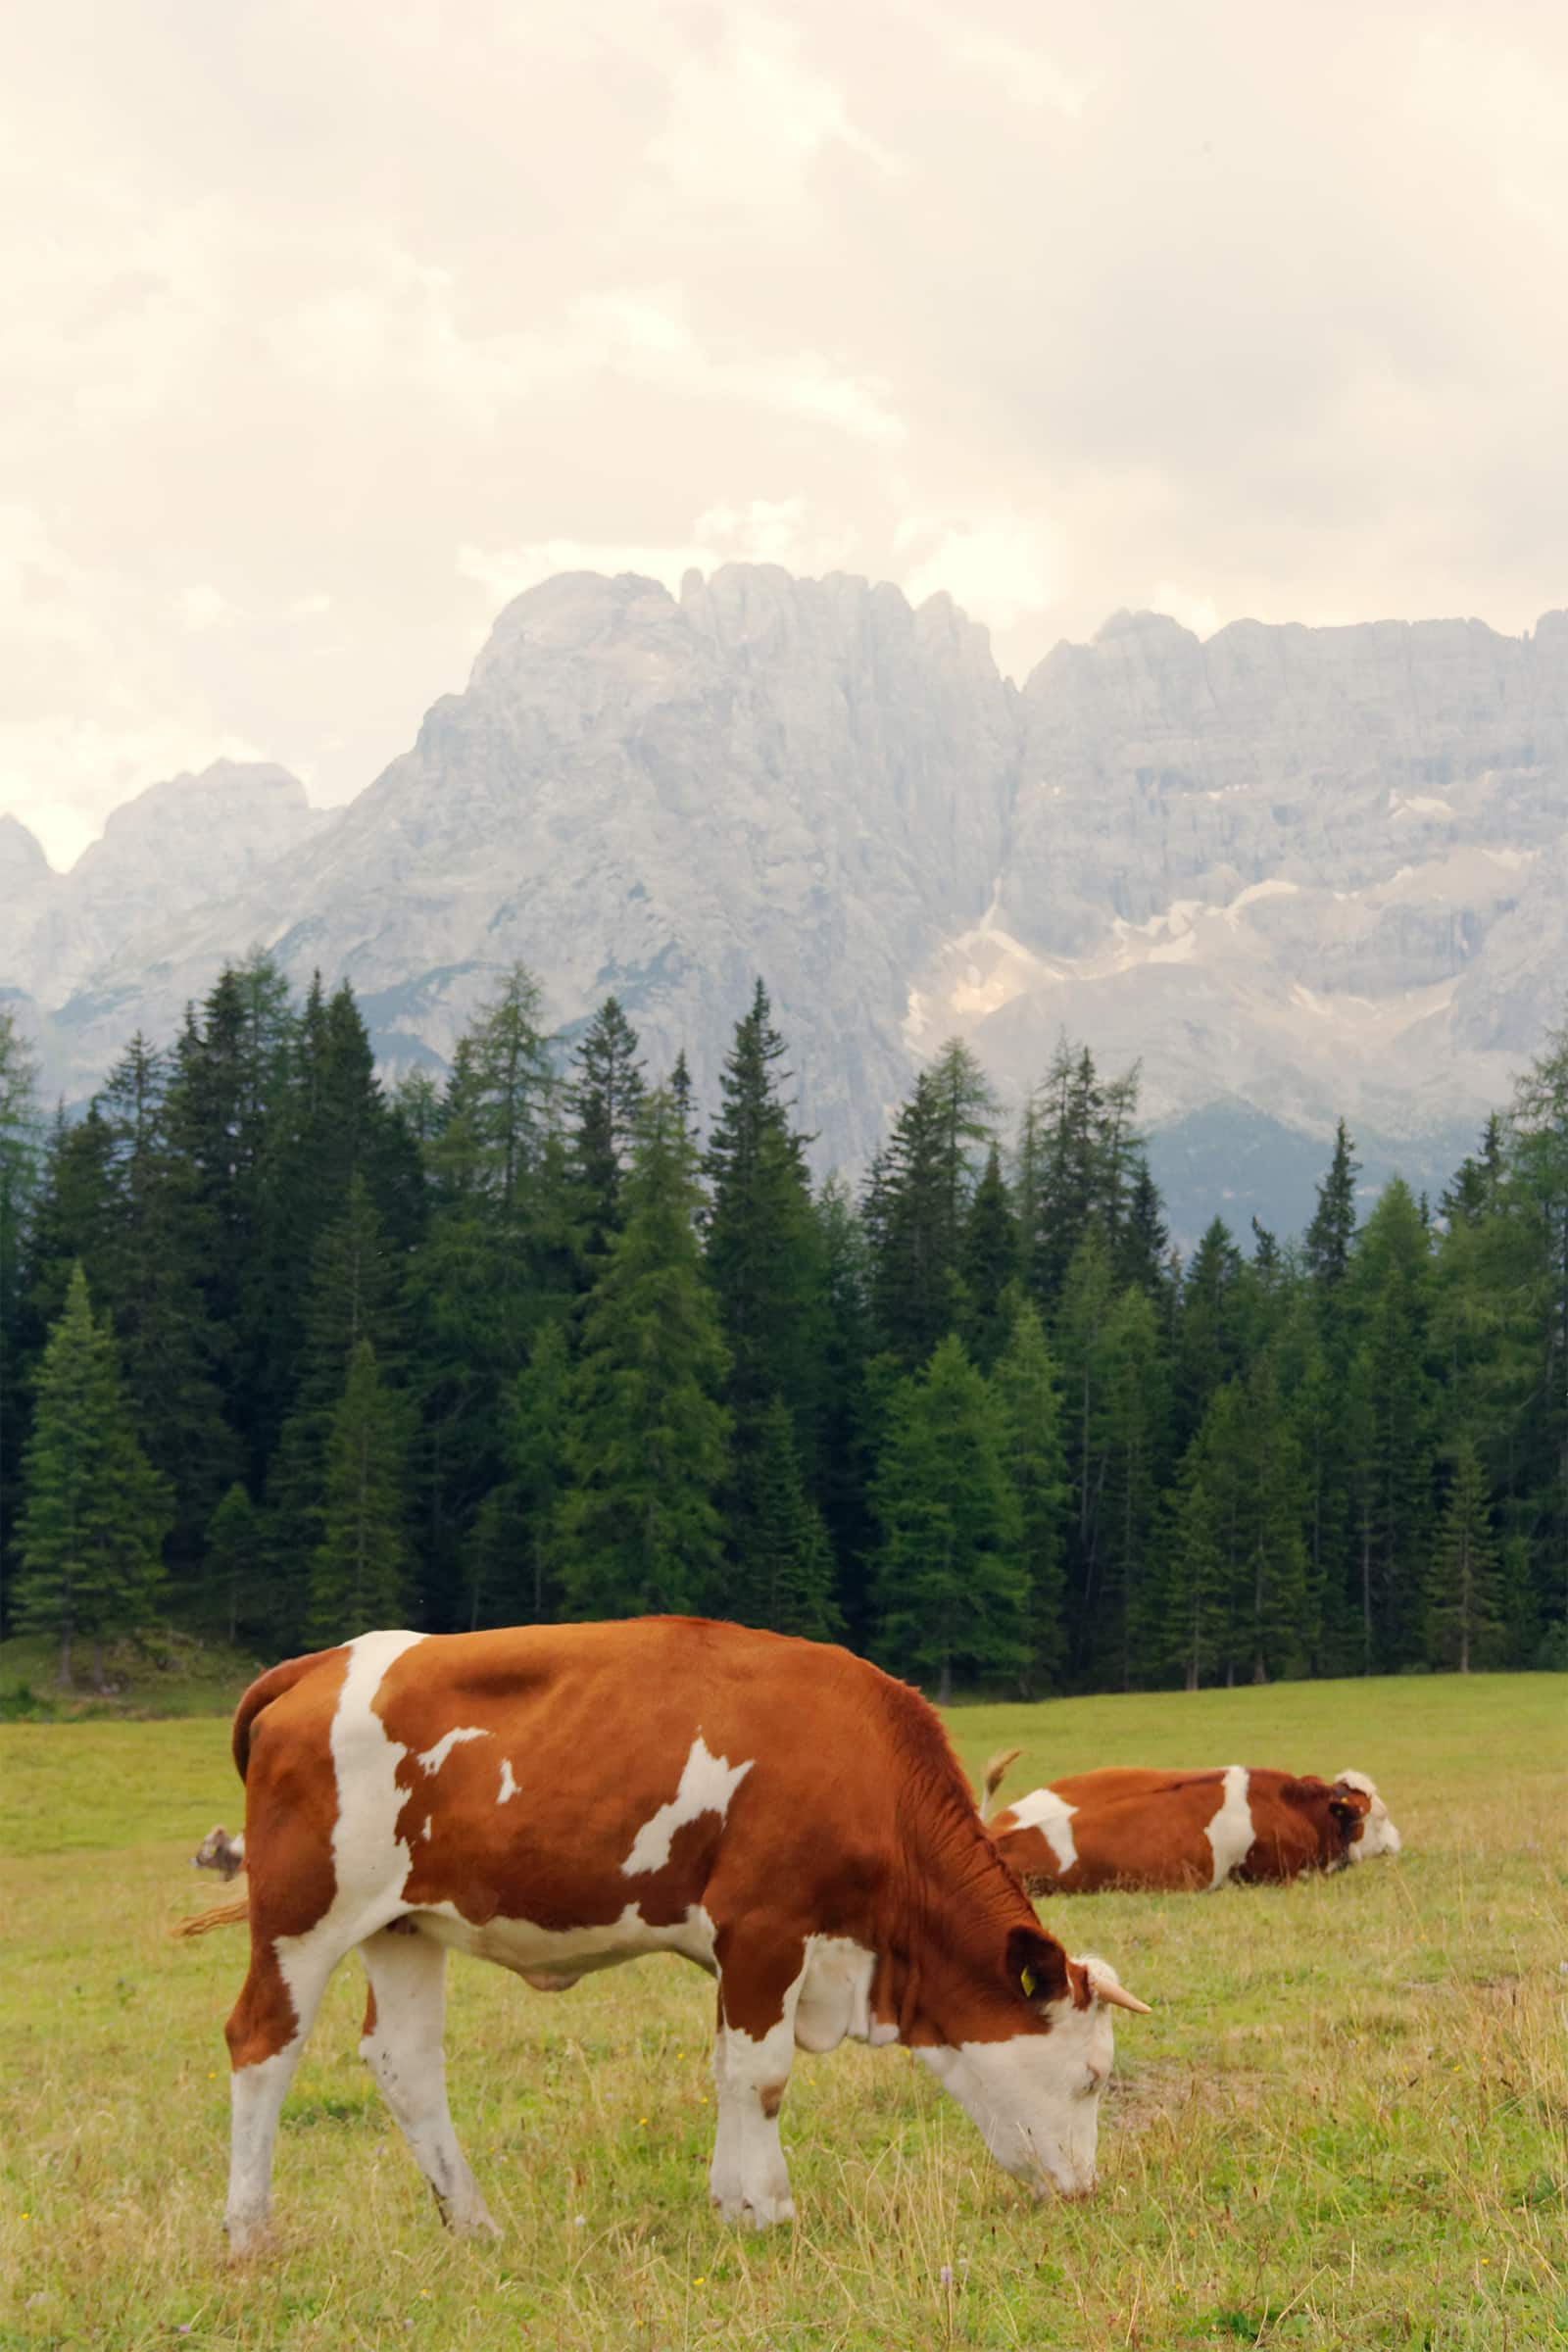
<box><xmin>946</xmin><ymin>30</ymin><xmax>1092</xmax><ymax>114</ymax></box>
<box><xmin>1151</xmin><ymin>583</ymin><xmax>1223</xmax><ymax>639</ymax></box>
<box><xmin>0</xmin><ymin>716</ymin><xmax>268</xmax><ymax>871</ymax></box>
<box><xmin>180</xmin><ymin>583</ymin><xmax>232</xmax><ymax>631</ymax></box>
<box><xmin>896</xmin><ymin>514</ymin><xmax>1062</xmax><ymax>630</ymax></box>
<box><xmin>458</xmin><ymin>497</ymin><xmax>858</xmax><ymax>608</ymax></box>
<box><xmin>647</xmin><ymin>9</ymin><xmax>898</xmax><ymax>210</ymax></box>
<box><xmin>8</xmin><ymin>1</ymin><xmax>1568</xmax><ymax>862</ymax></box>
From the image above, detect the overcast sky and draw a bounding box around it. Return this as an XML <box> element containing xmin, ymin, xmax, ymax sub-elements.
<box><xmin>7</xmin><ymin>3</ymin><xmax>1568</xmax><ymax>868</ymax></box>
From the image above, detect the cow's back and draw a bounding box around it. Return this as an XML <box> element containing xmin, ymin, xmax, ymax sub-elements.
<box><xmin>238</xmin><ymin>1618</ymin><xmax>895</xmax><ymax>1942</ymax></box>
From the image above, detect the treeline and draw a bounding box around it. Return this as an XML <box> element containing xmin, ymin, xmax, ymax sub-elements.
<box><xmin>0</xmin><ymin>960</ymin><xmax>1564</xmax><ymax>1693</ymax></box>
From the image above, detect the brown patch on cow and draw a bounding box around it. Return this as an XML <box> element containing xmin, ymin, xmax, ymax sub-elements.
<box><xmin>223</xmin><ymin>1644</ymin><xmax>354</xmax><ymax>2068</ymax></box>
<box><xmin>362</xmin><ymin>1984</ymin><xmax>377</xmax><ymax>2039</ymax></box>
<box><xmin>759</xmin><ymin>2081</ymin><xmax>787</xmax><ymax>2120</ymax></box>
<box><xmin>714</xmin><ymin>1929</ymin><xmax>809</xmax><ymax>2041</ymax></box>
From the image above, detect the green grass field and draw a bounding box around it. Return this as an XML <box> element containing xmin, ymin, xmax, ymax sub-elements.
<box><xmin>1</xmin><ymin>1675</ymin><xmax>1564</xmax><ymax>2349</ymax></box>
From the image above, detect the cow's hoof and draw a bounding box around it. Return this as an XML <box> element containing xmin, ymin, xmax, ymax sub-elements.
<box><xmin>710</xmin><ymin>2190</ymin><xmax>795</xmax><ymax>2230</ymax></box>
<box><xmin>224</xmin><ymin>2221</ymin><xmax>276</xmax><ymax>2264</ymax></box>
<box><xmin>452</xmin><ymin>2211</ymin><xmax>503</xmax><ymax>2243</ymax></box>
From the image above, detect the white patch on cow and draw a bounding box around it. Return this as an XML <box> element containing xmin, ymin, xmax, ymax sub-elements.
<box><xmin>1006</xmin><ymin>1787</ymin><xmax>1079</xmax><ymax>1875</ymax></box>
<box><xmin>420</xmin><ymin>1815</ymin><xmax>432</xmax><ymax>1841</ymax></box>
<box><xmin>794</xmin><ymin>1936</ymin><xmax>876</xmax><ymax>2053</ymax></box>
<box><xmin>620</xmin><ymin>1735</ymin><xmax>754</xmax><ymax>1877</ymax></box>
<box><xmin>710</xmin><ymin>1956</ymin><xmax>807</xmax><ymax>2227</ymax></box>
<box><xmin>1336</xmin><ymin>1768</ymin><xmax>1402</xmax><ymax>1860</ymax></box>
<box><xmin>416</xmin><ymin>1896</ymin><xmax>720</xmax><ymax>1980</ymax></box>
<box><xmin>273</xmin><ymin>1630</ymin><xmax>426</xmax><ymax>2012</ymax></box>
<box><xmin>916</xmin><ymin>1966</ymin><xmax>1118</xmax><ymax>2199</ymax></box>
<box><xmin>497</xmin><ymin>1757</ymin><xmax>519</xmax><ymax>1805</ymax></box>
<box><xmin>1205</xmin><ymin>1766</ymin><xmax>1254</xmax><ymax>1888</ymax></box>
<box><xmin>416</xmin><ymin>1726</ymin><xmax>490</xmax><ymax>1775</ymax></box>
<box><xmin>357</xmin><ymin>1924</ymin><xmax>498</xmax><ymax>2238</ymax></box>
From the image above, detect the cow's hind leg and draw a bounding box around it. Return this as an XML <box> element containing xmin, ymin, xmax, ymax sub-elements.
<box><xmin>357</xmin><ymin>1924</ymin><xmax>499</xmax><ymax>2240</ymax></box>
<box><xmin>224</xmin><ymin>1936</ymin><xmax>340</xmax><ymax>2258</ymax></box>
<box><xmin>709</xmin><ymin>1933</ymin><xmax>807</xmax><ymax>2229</ymax></box>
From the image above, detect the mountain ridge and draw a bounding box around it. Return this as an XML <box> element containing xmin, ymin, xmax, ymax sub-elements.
<box><xmin>4</xmin><ymin>567</ymin><xmax>1565</xmax><ymax>1236</ymax></box>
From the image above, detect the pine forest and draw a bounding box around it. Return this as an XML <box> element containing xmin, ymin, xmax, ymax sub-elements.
<box><xmin>1</xmin><ymin>959</ymin><xmax>1565</xmax><ymax>1696</ymax></box>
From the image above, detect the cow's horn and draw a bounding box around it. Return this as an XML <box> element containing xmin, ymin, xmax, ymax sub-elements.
<box><xmin>1086</xmin><ymin>1963</ymin><xmax>1152</xmax><ymax>2015</ymax></box>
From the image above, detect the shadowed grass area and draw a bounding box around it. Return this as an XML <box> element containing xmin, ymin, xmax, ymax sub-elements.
<box><xmin>1</xmin><ymin>1675</ymin><xmax>1564</xmax><ymax>2348</ymax></box>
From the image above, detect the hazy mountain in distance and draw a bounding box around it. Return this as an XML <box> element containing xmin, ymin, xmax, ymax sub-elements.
<box><xmin>8</xmin><ymin>568</ymin><xmax>1568</xmax><ymax>1240</ymax></box>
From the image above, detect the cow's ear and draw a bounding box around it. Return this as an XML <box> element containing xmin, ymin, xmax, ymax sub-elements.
<box><xmin>1004</xmin><ymin>1925</ymin><xmax>1070</xmax><ymax>2009</ymax></box>
<box><xmin>1329</xmin><ymin>1788</ymin><xmax>1368</xmax><ymax>1823</ymax></box>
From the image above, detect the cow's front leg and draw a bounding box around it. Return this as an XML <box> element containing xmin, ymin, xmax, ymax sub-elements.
<box><xmin>708</xmin><ymin>1936</ymin><xmax>806</xmax><ymax>2229</ymax></box>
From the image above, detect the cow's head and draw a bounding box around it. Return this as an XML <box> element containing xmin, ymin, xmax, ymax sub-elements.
<box><xmin>916</xmin><ymin>1927</ymin><xmax>1150</xmax><ymax>2199</ymax></box>
<box><xmin>1332</xmin><ymin>1769</ymin><xmax>1400</xmax><ymax>1861</ymax></box>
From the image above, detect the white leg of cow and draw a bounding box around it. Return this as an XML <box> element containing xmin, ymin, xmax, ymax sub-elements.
<box><xmin>709</xmin><ymin>1961</ymin><xmax>805</xmax><ymax>2229</ymax></box>
<box><xmin>224</xmin><ymin>1944</ymin><xmax>339</xmax><ymax>2259</ymax></box>
<box><xmin>357</xmin><ymin>1926</ymin><xmax>499</xmax><ymax>2240</ymax></box>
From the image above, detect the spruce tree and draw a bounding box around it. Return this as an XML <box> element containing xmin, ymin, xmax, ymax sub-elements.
<box><xmin>267</xmin><ymin>1175</ymin><xmax>406</xmax><ymax>1643</ymax></box>
<box><xmin>206</xmin><ymin>1481</ymin><xmax>263</xmax><ymax>1645</ymax></box>
<box><xmin>1426</xmin><ymin>1438</ymin><xmax>1503</xmax><ymax>1672</ymax></box>
<box><xmin>960</xmin><ymin>1145</ymin><xmax>1019</xmax><ymax>1370</ymax></box>
<box><xmin>872</xmin><ymin>1333</ymin><xmax>1026</xmax><ymax>1701</ymax></box>
<box><xmin>469</xmin><ymin>1316</ymin><xmax>573</xmax><ymax>1629</ymax></box>
<box><xmin>16</xmin><ymin>1264</ymin><xmax>170</xmax><ymax>1686</ymax></box>
<box><xmin>729</xmin><ymin>1394</ymin><xmax>842</xmax><ymax>1640</ymax></box>
<box><xmin>702</xmin><ymin>980</ymin><xmax>823</xmax><ymax>1449</ymax></box>
<box><xmin>96</xmin><ymin>1033</ymin><xmax>236</xmax><ymax>1578</ymax></box>
<box><xmin>1173</xmin><ymin>1217</ymin><xmax>1245</xmax><ymax>1450</ymax></box>
<box><xmin>0</xmin><ymin>1010</ymin><xmax>39</xmax><ymax>1618</ymax></box>
<box><xmin>866</xmin><ymin>1068</ymin><xmax>963</xmax><ymax>1366</ymax></box>
<box><xmin>307</xmin><ymin>1340</ymin><xmax>411</xmax><ymax>1643</ymax></box>
<box><xmin>813</xmin><ymin>1176</ymin><xmax>878</xmax><ymax>1638</ymax></box>
<box><xmin>409</xmin><ymin>965</ymin><xmax>567</xmax><ymax>1606</ymax></box>
<box><xmin>1305</xmin><ymin>1118</ymin><xmax>1360</xmax><ymax>1295</ymax></box>
<box><xmin>991</xmin><ymin>1292</ymin><xmax>1068</xmax><ymax>1690</ymax></box>
<box><xmin>567</xmin><ymin>996</ymin><xmax>646</xmax><ymax>1270</ymax></box>
<box><xmin>557</xmin><ymin>1092</ymin><xmax>731</xmax><ymax>1618</ymax></box>
<box><xmin>1162</xmin><ymin>1452</ymin><xmax>1231</xmax><ymax>1690</ymax></box>
<box><xmin>1343</xmin><ymin>1180</ymin><xmax>1437</xmax><ymax>1670</ymax></box>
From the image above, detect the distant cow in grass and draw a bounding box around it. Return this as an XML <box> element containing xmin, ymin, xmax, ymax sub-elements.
<box><xmin>177</xmin><ymin>1620</ymin><xmax>1150</xmax><ymax>2256</ymax></box>
<box><xmin>981</xmin><ymin>1753</ymin><xmax>1401</xmax><ymax>1894</ymax></box>
<box><xmin>192</xmin><ymin>1826</ymin><xmax>245</xmax><ymax>1880</ymax></box>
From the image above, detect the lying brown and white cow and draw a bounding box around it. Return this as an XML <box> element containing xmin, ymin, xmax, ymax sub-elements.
<box><xmin>981</xmin><ymin>1754</ymin><xmax>1401</xmax><ymax>1894</ymax></box>
<box><xmin>180</xmin><ymin>1620</ymin><xmax>1149</xmax><ymax>2255</ymax></box>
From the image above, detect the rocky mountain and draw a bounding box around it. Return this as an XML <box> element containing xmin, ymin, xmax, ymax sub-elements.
<box><xmin>6</xmin><ymin>569</ymin><xmax>1568</xmax><ymax>1239</ymax></box>
<box><xmin>2</xmin><ymin>759</ymin><xmax>325</xmax><ymax>1018</ymax></box>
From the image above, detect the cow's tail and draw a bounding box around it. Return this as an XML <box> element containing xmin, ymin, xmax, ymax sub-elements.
<box><xmin>170</xmin><ymin>1893</ymin><xmax>251</xmax><ymax>1940</ymax></box>
<box><xmin>230</xmin><ymin>1647</ymin><xmax>339</xmax><ymax>1783</ymax></box>
<box><xmin>981</xmin><ymin>1746</ymin><xmax>1021</xmax><ymax>1821</ymax></box>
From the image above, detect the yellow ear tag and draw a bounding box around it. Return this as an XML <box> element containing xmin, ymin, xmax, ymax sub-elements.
<box><xmin>1019</xmin><ymin>1967</ymin><xmax>1037</xmax><ymax>1998</ymax></box>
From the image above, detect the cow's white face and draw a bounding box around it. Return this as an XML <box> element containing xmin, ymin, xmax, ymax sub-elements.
<box><xmin>1337</xmin><ymin>1769</ymin><xmax>1401</xmax><ymax>1860</ymax></box>
<box><xmin>917</xmin><ymin>1959</ymin><xmax>1122</xmax><ymax>2198</ymax></box>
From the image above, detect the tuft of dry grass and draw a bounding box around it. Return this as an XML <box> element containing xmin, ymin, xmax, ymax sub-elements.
<box><xmin>1</xmin><ymin>1674</ymin><xmax>1564</xmax><ymax>2349</ymax></box>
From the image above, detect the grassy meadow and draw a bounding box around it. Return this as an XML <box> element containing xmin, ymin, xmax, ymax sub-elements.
<box><xmin>1</xmin><ymin>1673</ymin><xmax>1564</xmax><ymax>2350</ymax></box>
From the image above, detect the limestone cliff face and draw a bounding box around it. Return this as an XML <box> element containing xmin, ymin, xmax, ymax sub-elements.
<box><xmin>2</xmin><ymin>761</ymin><xmax>324</xmax><ymax>1006</ymax></box>
<box><xmin>7</xmin><ymin>571</ymin><xmax>1568</xmax><ymax>1223</ymax></box>
<box><xmin>913</xmin><ymin>604</ymin><xmax>1568</xmax><ymax>1163</ymax></box>
<box><xmin>41</xmin><ymin>569</ymin><xmax>1018</xmax><ymax>1164</ymax></box>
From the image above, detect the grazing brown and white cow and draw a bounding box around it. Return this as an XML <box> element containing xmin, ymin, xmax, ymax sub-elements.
<box><xmin>181</xmin><ymin>1620</ymin><xmax>1149</xmax><ymax>2255</ymax></box>
<box><xmin>981</xmin><ymin>1754</ymin><xmax>1400</xmax><ymax>1894</ymax></box>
